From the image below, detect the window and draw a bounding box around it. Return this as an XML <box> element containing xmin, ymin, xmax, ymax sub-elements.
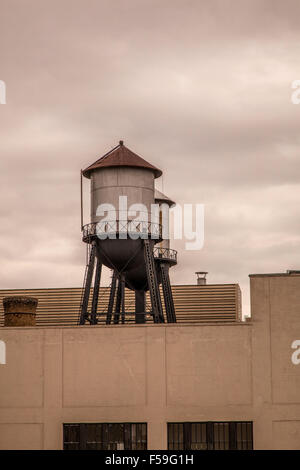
<box><xmin>168</xmin><ymin>422</ymin><xmax>253</xmax><ymax>450</ymax></box>
<box><xmin>63</xmin><ymin>423</ymin><xmax>147</xmax><ymax>450</ymax></box>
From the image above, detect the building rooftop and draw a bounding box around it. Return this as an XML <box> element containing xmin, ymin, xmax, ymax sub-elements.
<box><xmin>0</xmin><ymin>284</ymin><xmax>242</xmax><ymax>327</ymax></box>
<box><xmin>249</xmin><ymin>270</ymin><xmax>300</xmax><ymax>278</ymax></box>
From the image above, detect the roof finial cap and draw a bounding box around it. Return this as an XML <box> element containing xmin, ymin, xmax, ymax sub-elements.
<box><xmin>119</xmin><ymin>140</ymin><xmax>124</xmax><ymax>146</ymax></box>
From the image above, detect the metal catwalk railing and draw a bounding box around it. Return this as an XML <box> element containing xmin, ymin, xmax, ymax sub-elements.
<box><xmin>82</xmin><ymin>220</ymin><xmax>162</xmax><ymax>242</ymax></box>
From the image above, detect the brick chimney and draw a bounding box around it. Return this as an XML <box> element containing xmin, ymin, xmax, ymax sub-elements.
<box><xmin>3</xmin><ymin>296</ymin><xmax>38</xmax><ymax>326</ymax></box>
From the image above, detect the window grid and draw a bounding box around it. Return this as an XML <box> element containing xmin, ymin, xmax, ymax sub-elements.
<box><xmin>63</xmin><ymin>423</ymin><xmax>147</xmax><ymax>450</ymax></box>
<box><xmin>168</xmin><ymin>422</ymin><xmax>253</xmax><ymax>450</ymax></box>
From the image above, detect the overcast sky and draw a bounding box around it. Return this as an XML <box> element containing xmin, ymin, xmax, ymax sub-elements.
<box><xmin>1</xmin><ymin>0</ymin><xmax>300</xmax><ymax>316</ymax></box>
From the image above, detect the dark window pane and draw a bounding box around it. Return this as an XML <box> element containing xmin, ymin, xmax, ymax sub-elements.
<box><xmin>63</xmin><ymin>423</ymin><xmax>147</xmax><ymax>450</ymax></box>
<box><xmin>213</xmin><ymin>423</ymin><xmax>229</xmax><ymax>450</ymax></box>
<box><xmin>168</xmin><ymin>423</ymin><xmax>184</xmax><ymax>450</ymax></box>
<box><xmin>247</xmin><ymin>422</ymin><xmax>253</xmax><ymax>450</ymax></box>
<box><xmin>236</xmin><ymin>422</ymin><xmax>253</xmax><ymax>450</ymax></box>
<box><xmin>168</xmin><ymin>423</ymin><xmax>174</xmax><ymax>450</ymax></box>
<box><xmin>85</xmin><ymin>423</ymin><xmax>101</xmax><ymax>450</ymax></box>
<box><xmin>191</xmin><ymin>423</ymin><xmax>207</xmax><ymax>450</ymax></box>
<box><xmin>168</xmin><ymin>422</ymin><xmax>253</xmax><ymax>451</ymax></box>
<box><xmin>63</xmin><ymin>424</ymin><xmax>80</xmax><ymax>450</ymax></box>
<box><xmin>131</xmin><ymin>424</ymin><xmax>137</xmax><ymax>450</ymax></box>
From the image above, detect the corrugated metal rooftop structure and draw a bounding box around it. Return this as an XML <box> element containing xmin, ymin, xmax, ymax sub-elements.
<box><xmin>0</xmin><ymin>284</ymin><xmax>242</xmax><ymax>326</ymax></box>
<box><xmin>82</xmin><ymin>141</ymin><xmax>162</xmax><ymax>178</ymax></box>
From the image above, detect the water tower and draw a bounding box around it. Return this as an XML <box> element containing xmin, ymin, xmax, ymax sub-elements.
<box><xmin>78</xmin><ymin>141</ymin><xmax>177</xmax><ymax>325</ymax></box>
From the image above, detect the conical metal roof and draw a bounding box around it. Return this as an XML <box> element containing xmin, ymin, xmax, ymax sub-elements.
<box><xmin>154</xmin><ymin>189</ymin><xmax>176</xmax><ymax>207</ymax></box>
<box><xmin>82</xmin><ymin>141</ymin><xmax>162</xmax><ymax>178</ymax></box>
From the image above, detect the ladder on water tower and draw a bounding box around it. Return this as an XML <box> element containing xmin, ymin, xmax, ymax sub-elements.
<box><xmin>160</xmin><ymin>264</ymin><xmax>176</xmax><ymax>323</ymax></box>
<box><xmin>143</xmin><ymin>239</ymin><xmax>164</xmax><ymax>323</ymax></box>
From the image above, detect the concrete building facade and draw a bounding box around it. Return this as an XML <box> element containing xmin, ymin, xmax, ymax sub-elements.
<box><xmin>0</xmin><ymin>272</ymin><xmax>299</xmax><ymax>449</ymax></box>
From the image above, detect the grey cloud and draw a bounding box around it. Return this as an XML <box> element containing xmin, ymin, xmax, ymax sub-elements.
<box><xmin>1</xmin><ymin>0</ymin><xmax>300</xmax><ymax>317</ymax></box>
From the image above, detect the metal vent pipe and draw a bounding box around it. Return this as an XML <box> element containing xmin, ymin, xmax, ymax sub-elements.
<box><xmin>195</xmin><ymin>272</ymin><xmax>208</xmax><ymax>286</ymax></box>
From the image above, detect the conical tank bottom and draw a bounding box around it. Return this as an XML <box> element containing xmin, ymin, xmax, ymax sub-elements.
<box><xmin>96</xmin><ymin>238</ymin><xmax>155</xmax><ymax>292</ymax></box>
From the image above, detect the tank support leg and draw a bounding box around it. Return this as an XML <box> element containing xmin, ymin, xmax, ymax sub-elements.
<box><xmin>135</xmin><ymin>290</ymin><xmax>146</xmax><ymax>323</ymax></box>
<box><xmin>106</xmin><ymin>271</ymin><xmax>117</xmax><ymax>324</ymax></box>
<box><xmin>160</xmin><ymin>263</ymin><xmax>176</xmax><ymax>323</ymax></box>
<box><xmin>90</xmin><ymin>256</ymin><xmax>102</xmax><ymax>325</ymax></box>
<box><xmin>144</xmin><ymin>239</ymin><xmax>164</xmax><ymax>323</ymax></box>
<box><xmin>113</xmin><ymin>277</ymin><xmax>122</xmax><ymax>324</ymax></box>
<box><xmin>120</xmin><ymin>274</ymin><xmax>126</xmax><ymax>324</ymax></box>
<box><xmin>79</xmin><ymin>241</ymin><xmax>97</xmax><ymax>325</ymax></box>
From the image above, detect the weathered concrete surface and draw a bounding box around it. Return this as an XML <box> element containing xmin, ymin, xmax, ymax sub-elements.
<box><xmin>0</xmin><ymin>273</ymin><xmax>299</xmax><ymax>449</ymax></box>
